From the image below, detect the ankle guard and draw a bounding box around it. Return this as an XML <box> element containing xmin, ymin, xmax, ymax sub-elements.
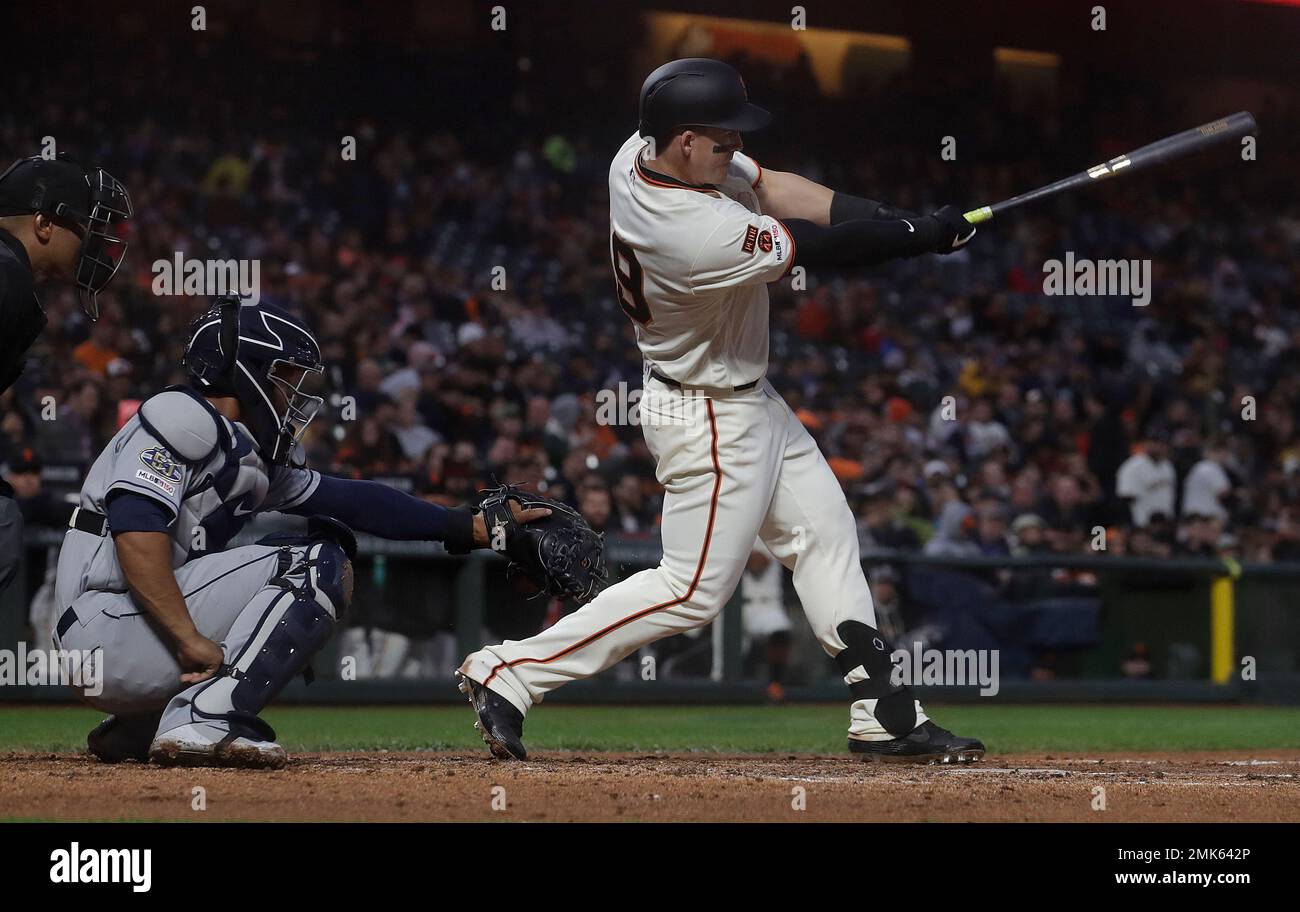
<box><xmin>834</xmin><ymin>620</ymin><xmax>917</xmax><ymax>736</ymax></box>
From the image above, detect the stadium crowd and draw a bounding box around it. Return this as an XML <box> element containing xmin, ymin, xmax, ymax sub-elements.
<box><xmin>4</xmin><ymin>29</ymin><xmax>1300</xmax><ymax>581</ymax></box>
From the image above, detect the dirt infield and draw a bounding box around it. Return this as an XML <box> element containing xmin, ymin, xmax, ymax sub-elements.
<box><xmin>5</xmin><ymin>750</ymin><xmax>1300</xmax><ymax>822</ymax></box>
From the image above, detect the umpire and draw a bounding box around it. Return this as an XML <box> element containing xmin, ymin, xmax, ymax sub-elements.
<box><xmin>0</xmin><ymin>153</ymin><xmax>133</xmax><ymax>617</ymax></box>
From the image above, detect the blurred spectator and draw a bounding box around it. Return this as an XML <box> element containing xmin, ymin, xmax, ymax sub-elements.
<box><xmin>1182</xmin><ymin>440</ymin><xmax>1233</xmax><ymax>523</ymax></box>
<box><xmin>577</xmin><ymin>481</ymin><xmax>613</xmax><ymax>534</ymax></box>
<box><xmin>1121</xmin><ymin>642</ymin><xmax>1154</xmax><ymax>679</ymax></box>
<box><xmin>739</xmin><ymin>542</ymin><xmax>792</xmax><ymax>702</ymax></box>
<box><xmin>2</xmin><ymin>19</ymin><xmax>1296</xmax><ymax>571</ymax></box>
<box><xmin>861</xmin><ymin>490</ymin><xmax>922</xmax><ymax>550</ymax></box>
<box><xmin>1116</xmin><ymin>431</ymin><xmax>1176</xmax><ymax>528</ymax></box>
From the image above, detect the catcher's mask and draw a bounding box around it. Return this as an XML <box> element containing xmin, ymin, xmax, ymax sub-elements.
<box><xmin>0</xmin><ymin>153</ymin><xmax>133</xmax><ymax>320</ymax></box>
<box><xmin>183</xmin><ymin>298</ymin><xmax>324</xmax><ymax>465</ymax></box>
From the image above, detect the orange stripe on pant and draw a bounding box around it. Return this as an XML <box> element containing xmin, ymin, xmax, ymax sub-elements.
<box><xmin>484</xmin><ymin>399</ymin><xmax>723</xmax><ymax>688</ymax></box>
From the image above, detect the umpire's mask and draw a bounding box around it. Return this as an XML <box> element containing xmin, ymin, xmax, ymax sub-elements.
<box><xmin>0</xmin><ymin>153</ymin><xmax>133</xmax><ymax>320</ymax></box>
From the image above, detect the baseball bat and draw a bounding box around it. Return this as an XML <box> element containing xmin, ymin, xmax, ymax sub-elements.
<box><xmin>962</xmin><ymin>111</ymin><xmax>1257</xmax><ymax>225</ymax></box>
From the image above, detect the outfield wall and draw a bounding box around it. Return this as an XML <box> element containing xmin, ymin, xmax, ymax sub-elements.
<box><xmin>8</xmin><ymin>522</ymin><xmax>1299</xmax><ymax>704</ymax></box>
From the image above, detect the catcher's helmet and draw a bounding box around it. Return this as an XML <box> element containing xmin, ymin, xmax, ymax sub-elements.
<box><xmin>638</xmin><ymin>58</ymin><xmax>771</xmax><ymax>140</ymax></box>
<box><xmin>0</xmin><ymin>153</ymin><xmax>132</xmax><ymax>321</ymax></box>
<box><xmin>183</xmin><ymin>297</ymin><xmax>324</xmax><ymax>465</ymax></box>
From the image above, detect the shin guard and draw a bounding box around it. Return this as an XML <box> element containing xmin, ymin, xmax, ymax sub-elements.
<box><xmin>182</xmin><ymin>542</ymin><xmax>353</xmax><ymax>736</ymax></box>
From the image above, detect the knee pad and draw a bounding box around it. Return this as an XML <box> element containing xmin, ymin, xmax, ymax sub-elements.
<box><xmin>834</xmin><ymin>620</ymin><xmax>916</xmax><ymax>736</ymax></box>
<box><xmin>296</xmin><ymin>540</ymin><xmax>353</xmax><ymax>619</ymax></box>
<box><xmin>306</xmin><ymin>514</ymin><xmax>358</xmax><ymax>560</ymax></box>
<box><xmin>262</xmin><ymin>539</ymin><xmax>352</xmax><ymax>617</ymax></box>
<box><xmin>258</xmin><ymin>513</ymin><xmax>357</xmax><ymax>561</ymax></box>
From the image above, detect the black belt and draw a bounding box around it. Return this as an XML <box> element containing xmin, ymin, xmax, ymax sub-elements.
<box><xmin>56</xmin><ymin>605</ymin><xmax>78</xmax><ymax>641</ymax></box>
<box><xmin>649</xmin><ymin>369</ymin><xmax>759</xmax><ymax>393</ymax></box>
<box><xmin>69</xmin><ymin>506</ymin><xmax>109</xmax><ymax>536</ymax></box>
<box><xmin>56</xmin><ymin>508</ymin><xmax>109</xmax><ymax>644</ymax></box>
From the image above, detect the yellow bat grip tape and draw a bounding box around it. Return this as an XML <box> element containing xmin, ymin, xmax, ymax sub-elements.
<box><xmin>963</xmin><ymin>206</ymin><xmax>993</xmax><ymax>224</ymax></box>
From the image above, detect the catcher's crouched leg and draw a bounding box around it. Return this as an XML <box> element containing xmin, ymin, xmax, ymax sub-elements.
<box><xmin>87</xmin><ymin>711</ymin><xmax>165</xmax><ymax>763</ymax></box>
<box><xmin>150</xmin><ymin>521</ymin><xmax>355</xmax><ymax>769</ymax></box>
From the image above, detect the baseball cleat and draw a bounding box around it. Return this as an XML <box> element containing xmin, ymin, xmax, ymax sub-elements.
<box><xmin>848</xmin><ymin>721</ymin><xmax>985</xmax><ymax>764</ymax></box>
<box><xmin>457</xmin><ymin>673</ymin><xmax>527</xmax><ymax>761</ymax></box>
<box><xmin>149</xmin><ymin>721</ymin><xmax>287</xmax><ymax>770</ymax></box>
<box><xmin>87</xmin><ymin>712</ymin><xmax>163</xmax><ymax>763</ymax></box>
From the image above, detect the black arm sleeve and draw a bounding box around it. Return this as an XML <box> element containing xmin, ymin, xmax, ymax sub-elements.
<box><xmin>785</xmin><ymin>217</ymin><xmax>939</xmax><ymax>269</ymax></box>
<box><xmin>830</xmin><ymin>192</ymin><xmax>920</xmax><ymax>224</ymax></box>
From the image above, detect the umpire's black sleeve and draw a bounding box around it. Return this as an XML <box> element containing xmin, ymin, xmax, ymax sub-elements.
<box><xmin>0</xmin><ymin>264</ymin><xmax>19</xmax><ymax>395</ymax></box>
<box><xmin>784</xmin><ymin>216</ymin><xmax>940</xmax><ymax>269</ymax></box>
<box><xmin>0</xmin><ymin>232</ymin><xmax>48</xmax><ymax>396</ymax></box>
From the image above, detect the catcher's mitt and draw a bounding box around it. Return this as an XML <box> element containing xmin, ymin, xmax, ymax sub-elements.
<box><xmin>477</xmin><ymin>483</ymin><xmax>607</xmax><ymax>603</ymax></box>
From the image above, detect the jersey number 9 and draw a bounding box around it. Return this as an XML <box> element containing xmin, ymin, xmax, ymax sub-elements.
<box><xmin>611</xmin><ymin>233</ymin><xmax>652</xmax><ymax>325</ymax></box>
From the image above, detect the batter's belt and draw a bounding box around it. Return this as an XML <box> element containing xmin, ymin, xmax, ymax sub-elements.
<box><xmin>648</xmin><ymin>368</ymin><xmax>760</xmax><ymax>394</ymax></box>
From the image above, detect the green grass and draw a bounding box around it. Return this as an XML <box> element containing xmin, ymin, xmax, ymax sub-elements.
<box><xmin>3</xmin><ymin>703</ymin><xmax>1300</xmax><ymax>754</ymax></box>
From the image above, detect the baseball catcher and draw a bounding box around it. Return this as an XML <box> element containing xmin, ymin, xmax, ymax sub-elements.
<box><xmin>52</xmin><ymin>297</ymin><xmax>583</xmax><ymax>768</ymax></box>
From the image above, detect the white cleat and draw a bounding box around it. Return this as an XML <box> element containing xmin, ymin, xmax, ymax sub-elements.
<box><xmin>149</xmin><ymin>722</ymin><xmax>287</xmax><ymax>770</ymax></box>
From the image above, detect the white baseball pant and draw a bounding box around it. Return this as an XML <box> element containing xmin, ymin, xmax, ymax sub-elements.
<box><xmin>461</xmin><ymin>377</ymin><xmax>927</xmax><ymax>740</ymax></box>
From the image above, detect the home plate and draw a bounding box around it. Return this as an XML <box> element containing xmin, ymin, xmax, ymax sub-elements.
<box><xmin>1222</xmin><ymin>760</ymin><xmax>1282</xmax><ymax>766</ymax></box>
<box><xmin>938</xmin><ymin>767</ymin><xmax>1072</xmax><ymax>777</ymax></box>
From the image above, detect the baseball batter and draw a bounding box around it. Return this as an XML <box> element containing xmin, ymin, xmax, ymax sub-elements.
<box><xmin>54</xmin><ymin>298</ymin><xmax>549</xmax><ymax>767</ymax></box>
<box><xmin>459</xmin><ymin>58</ymin><xmax>984</xmax><ymax>763</ymax></box>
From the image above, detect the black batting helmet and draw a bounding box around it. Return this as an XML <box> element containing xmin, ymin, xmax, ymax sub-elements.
<box><xmin>638</xmin><ymin>58</ymin><xmax>771</xmax><ymax>140</ymax></box>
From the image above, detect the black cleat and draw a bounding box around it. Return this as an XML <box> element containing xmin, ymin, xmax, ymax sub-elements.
<box><xmin>457</xmin><ymin>674</ymin><xmax>527</xmax><ymax>761</ymax></box>
<box><xmin>87</xmin><ymin>712</ymin><xmax>163</xmax><ymax>763</ymax></box>
<box><xmin>848</xmin><ymin>720</ymin><xmax>985</xmax><ymax>764</ymax></box>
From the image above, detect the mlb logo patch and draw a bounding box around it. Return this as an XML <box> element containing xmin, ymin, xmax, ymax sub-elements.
<box><xmin>742</xmin><ymin>224</ymin><xmax>759</xmax><ymax>254</ymax></box>
<box><xmin>135</xmin><ymin>468</ymin><xmax>177</xmax><ymax>497</ymax></box>
<box><xmin>769</xmin><ymin>224</ymin><xmax>785</xmax><ymax>259</ymax></box>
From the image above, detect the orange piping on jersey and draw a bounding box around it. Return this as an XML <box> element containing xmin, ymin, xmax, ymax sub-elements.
<box><xmin>483</xmin><ymin>399</ymin><xmax>724</xmax><ymax>688</ymax></box>
<box><xmin>752</xmin><ymin>160</ymin><xmax>763</xmax><ymax>190</ymax></box>
<box><xmin>634</xmin><ymin>153</ymin><xmax>720</xmax><ymax>195</ymax></box>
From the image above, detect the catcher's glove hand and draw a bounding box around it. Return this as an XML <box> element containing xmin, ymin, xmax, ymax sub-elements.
<box><xmin>476</xmin><ymin>483</ymin><xmax>607</xmax><ymax>603</ymax></box>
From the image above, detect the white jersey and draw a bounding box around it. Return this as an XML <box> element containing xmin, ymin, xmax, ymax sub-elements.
<box><xmin>608</xmin><ymin>132</ymin><xmax>794</xmax><ymax>388</ymax></box>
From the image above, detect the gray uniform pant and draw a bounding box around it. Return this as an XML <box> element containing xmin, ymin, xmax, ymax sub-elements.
<box><xmin>57</xmin><ymin>545</ymin><xmax>293</xmax><ymax>715</ymax></box>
